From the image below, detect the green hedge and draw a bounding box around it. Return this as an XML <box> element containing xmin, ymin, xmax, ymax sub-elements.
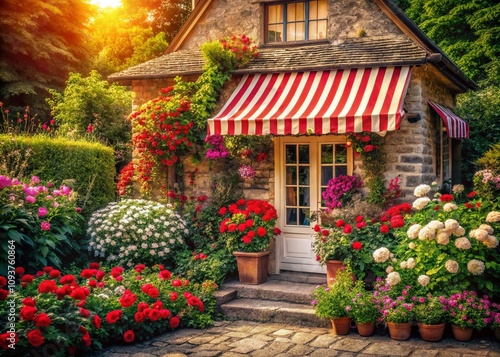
<box><xmin>0</xmin><ymin>135</ymin><xmax>116</xmax><ymax>214</ymax></box>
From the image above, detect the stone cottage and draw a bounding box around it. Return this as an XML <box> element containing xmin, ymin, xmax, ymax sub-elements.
<box><xmin>109</xmin><ymin>0</ymin><xmax>475</xmax><ymax>275</ymax></box>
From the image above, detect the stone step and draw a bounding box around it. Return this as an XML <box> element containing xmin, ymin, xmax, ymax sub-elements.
<box><xmin>220</xmin><ymin>298</ymin><xmax>331</xmax><ymax>327</ymax></box>
<box><xmin>221</xmin><ymin>279</ymin><xmax>319</xmax><ymax>304</ymax></box>
<box><xmin>269</xmin><ymin>271</ymin><xmax>326</xmax><ymax>285</ymax></box>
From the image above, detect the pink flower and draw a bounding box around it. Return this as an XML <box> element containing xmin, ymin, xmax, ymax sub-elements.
<box><xmin>41</xmin><ymin>221</ymin><xmax>51</xmax><ymax>231</ymax></box>
<box><xmin>25</xmin><ymin>195</ymin><xmax>36</xmax><ymax>204</ymax></box>
<box><xmin>38</xmin><ymin>207</ymin><xmax>48</xmax><ymax>218</ymax></box>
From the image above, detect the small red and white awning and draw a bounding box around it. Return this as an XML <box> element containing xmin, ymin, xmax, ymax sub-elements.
<box><xmin>428</xmin><ymin>101</ymin><xmax>469</xmax><ymax>139</ymax></box>
<box><xmin>207</xmin><ymin>66</ymin><xmax>412</xmax><ymax>136</ymax></box>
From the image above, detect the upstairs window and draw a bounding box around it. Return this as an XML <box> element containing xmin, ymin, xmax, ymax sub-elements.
<box><xmin>267</xmin><ymin>0</ymin><xmax>328</xmax><ymax>43</ymax></box>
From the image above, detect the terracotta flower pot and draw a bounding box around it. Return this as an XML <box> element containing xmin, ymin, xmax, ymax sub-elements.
<box><xmin>387</xmin><ymin>322</ymin><xmax>412</xmax><ymax>341</ymax></box>
<box><xmin>356</xmin><ymin>322</ymin><xmax>375</xmax><ymax>337</ymax></box>
<box><xmin>418</xmin><ymin>323</ymin><xmax>445</xmax><ymax>342</ymax></box>
<box><xmin>233</xmin><ymin>251</ymin><xmax>270</xmax><ymax>285</ymax></box>
<box><xmin>330</xmin><ymin>317</ymin><xmax>351</xmax><ymax>335</ymax></box>
<box><xmin>325</xmin><ymin>260</ymin><xmax>355</xmax><ymax>285</ymax></box>
<box><xmin>451</xmin><ymin>324</ymin><xmax>473</xmax><ymax>342</ymax></box>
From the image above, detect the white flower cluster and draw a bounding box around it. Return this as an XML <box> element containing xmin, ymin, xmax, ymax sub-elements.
<box><xmin>373</xmin><ymin>247</ymin><xmax>391</xmax><ymax>263</ymax></box>
<box><xmin>412</xmin><ymin>197</ymin><xmax>430</xmax><ymax>210</ymax></box>
<box><xmin>411</xmin><ymin>219</ymin><xmax>465</xmax><ymax>246</ymax></box>
<box><xmin>486</xmin><ymin>211</ymin><xmax>500</xmax><ymax>223</ymax></box>
<box><xmin>445</xmin><ymin>259</ymin><xmax>459</xmax><ymax>274</ymax></box>
<box><xmin>386</xmin><ymin>271</ymin><xmax>401</xmax><ymax>286</ymax></box>
<box><xmin>467</xmin><ymin>259</ymin><xmax>485</xmax><ymax>275</ymax></box>
<box><xmin>443</xmin><ymin>203</ymin><xmax>458</xmax><ymax>212</ymax></box>
<box><xmin>417</xmin><ymin>274</ymin><xmax>430</xmax><ymax>287</ymax></box>
<box><xmin>455</xmin><ymin>237</ymin><xmax>472</xmax><ymax>250</ymax></box>
<box><xmin>469</xmin><ymin>224</ymin><xmax>498</xmax><ymax>249</ymax></box>
<box><xmin>399</xmin><ymin>257</ymin><xmax>415</xmax><ymax>269</ymax></box>
<box><xmin>413</xmin><ymin>184</ymin><xmax>431</xmax><ymax>198</ymax></box>
<box><xmin>86</xmin><ymin>199</ymin><xmax>187</xmax><ymax>265</ymax></box>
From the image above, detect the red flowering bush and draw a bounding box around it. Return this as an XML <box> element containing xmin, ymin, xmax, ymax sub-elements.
<box><xmin>116</xmin><ymin>162</ymin><xmax>135</xmax><ymax>196</ymax></box>
<box><xmin>219</xmin><ymin>199</ymin><xmax>280</xmax><ymax>253</ymax></box>
<box><xmin>0</xmin><ymin>263</ymin><xmax>216</xmax><ymax>356</ymax></box>
<box><xmin>312</xmin><ymin>205</ymin><xmax>407</xmax><ymax>280</ymax></box>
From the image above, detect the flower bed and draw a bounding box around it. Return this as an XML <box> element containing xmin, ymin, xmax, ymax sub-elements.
<box><xmin>0</xmin><ymin>263</ymin><xmax>216</xmax><ymax>355</ymax></box>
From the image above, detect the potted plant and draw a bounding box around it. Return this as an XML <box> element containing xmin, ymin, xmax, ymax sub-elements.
<box><xmin>378</xmin><ymin>284</ymin><xmax>415</xmax><ymax>341</ymax></box>
<box><xmin>219</xmin><ymin>199</ymin><xmax>280</xmax><ymax>284</ymax></box>
<box><xmin>447</xmin><ymin>290</ymin><xmax>492</xmax><ymax>341</ymax></box>
<box><xmin>414</xmin><ymin>296</ymin><xmax>449</xmax><ymax>342</ymax></box>
<box><xmin>349</xmin><ymin>283</ymin><xmax>381</xmax><ymax>337</ymax></box>
<box><xmin>312</xmin><ymin>268</ymin><xmax>355</xmax><ymax>335</ymax></box>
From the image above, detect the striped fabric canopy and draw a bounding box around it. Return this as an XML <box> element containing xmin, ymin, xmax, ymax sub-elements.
<box><xmin>428</xmin><ymin>101</ymin><xmax>469</xmax><ymax>139</ymax></box>
<box><xmin>207</xmin><ymin>66</ymin><xmax>412</xmax><ymax>136</ymax></box>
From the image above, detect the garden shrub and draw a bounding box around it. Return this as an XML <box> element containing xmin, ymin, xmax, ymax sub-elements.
<box><xmin>474</xmin><ymin>142</ymin><xmax>500</xmax><ymax>200</ymax></box>
<box><xmin>0</xmin><ymin>263</ymin><xmax>216</xmax><ymax>355</ymax></box>
<box><xmin>0</xmin><ymin>135</ymin><xmax>116</xmax><ymax>214</ymax></box>
<box><xmin>87</xmin><ymin>199</ymin><xmax>188</xmax><ymax>268</ymax></box>
<box><xmin>0</xmin><ymin>175</ymin><xmax>84</xmax><ymax>275</ymax></box>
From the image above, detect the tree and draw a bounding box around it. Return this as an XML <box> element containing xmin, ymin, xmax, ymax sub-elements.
<box><xmin>120</xmin><ymin>0</ymin><xmax>192</xmax><ymax>42</ymax></box>
<box><xmin>0</xmin><ymin>0</ymin><xmax>94</xmax><ymax>111</ymax></box>
<box><xmin>47</xmin><ymin>71</ymin><xmax>132</xmax><ymax>148</ymax></box>
<box><xmin>90</xmin><ymin>8</ymin><xmax>169</xmax><ymax>77</ymax></box>
<box><xmin>405</xmin><ymin>0</ymin><xmax>500</xmax><ymax>83</ymax></box>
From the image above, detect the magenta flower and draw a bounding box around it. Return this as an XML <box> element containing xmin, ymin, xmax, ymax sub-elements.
<box><xmin>60</xmin><ymin>185</ymin><xmax>71</xmax><ymax>196</ymax></box>
<box><xmin>0</xmin><ymin>175</ymin><xmax>13</xmax><ymax>190</ymax></box>
<box><xmin>31</xmin><ymin>176</ymin><xmax>40</xmax><ymax>184</ymax></box>
<box><xmin>41</xmin><ymin>221</ymin><xmax>51</xmax><ymax>231</ymax></box>
<box><xmin>38</xmin><ymin>207</ymin><xmax>48</xmax><ymax>218</ymax></box>
<box><xmin>25</xmin><ymin>195</ymin><xmax>36</xmax><ymax>204</ymax></box>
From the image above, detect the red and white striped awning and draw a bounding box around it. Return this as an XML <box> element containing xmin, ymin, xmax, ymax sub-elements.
<box><xmin>207</xmin><ymin>66</ymin><xmax>412</xmax><ymax>136</ymax></box>
<box><xmin>428</xmin><ymin>101</ymin><xmax>469</xmax><ymax>139</ymax></box>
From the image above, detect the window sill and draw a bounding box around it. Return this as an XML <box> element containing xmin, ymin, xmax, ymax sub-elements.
<box><xmin>261</xmin><ymin>39</ymin><xmax>330</xmax><ymax>48</ymax></box>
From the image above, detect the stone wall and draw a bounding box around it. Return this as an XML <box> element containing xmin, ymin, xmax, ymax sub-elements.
<box><xmin>180</xmin><ymin>0</ymin><xmax>407</xmax><ymax>50</ymax></box>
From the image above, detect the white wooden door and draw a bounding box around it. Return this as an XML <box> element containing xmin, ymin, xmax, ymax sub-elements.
<box><xmin>274</xmin><ymin>136</ymin><xmax>352</xmax><ymax>273</ymax></box>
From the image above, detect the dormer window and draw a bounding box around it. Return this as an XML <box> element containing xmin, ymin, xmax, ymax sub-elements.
<box><xmin>266</xmin><ymin>0</ymin><xmax>328</xmax><ymax>43</ymax></box>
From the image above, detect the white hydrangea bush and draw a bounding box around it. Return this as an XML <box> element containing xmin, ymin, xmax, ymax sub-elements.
<box><xmin>86</xmin><ymin>199</ymin><xmax>188</xmax><ymax>266</ymax></box>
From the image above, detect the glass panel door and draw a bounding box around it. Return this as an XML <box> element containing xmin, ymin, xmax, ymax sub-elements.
<box><xmin>285</xmin><ymin>144</ymin><xmax>310</xmax><ymax>226</ymax></box>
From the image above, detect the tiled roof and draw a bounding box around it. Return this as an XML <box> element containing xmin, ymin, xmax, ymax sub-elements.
<box><xmin>108</xmin><ymin>36</ymin><xmax>427</xmax><ymax>81</ymax></box>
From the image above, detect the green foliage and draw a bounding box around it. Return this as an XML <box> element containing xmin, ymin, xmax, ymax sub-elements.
<box><xmin>405</xmin><ymin>0</ymin><xmax>500</xmax><ymax>83</ymax></box>
<box><xmin>413</xmin><ymin>296</ymin><xmax>449</xmax><ymax>325</ymax></box>
<box><xmin>477</xmin><ymin>142</ymin><xmax>500</xmax><ymax>173</ymax></box>
<box><xmin>174</xmin><ymin>248</ymin><xmax>237</xmax><ymax>286</ymax></box>
<box><xmin>47</xmin><ymin>71</ymin><xmax>132</xmax><ymax>147</ymax></box>
<box><xmin>0</xmin><ymin>135</ymin><xmax>116</xmax><ymax>214</ymax></box>
<box><xmin>313</xmin><ymin>268</ymin><xmax>356</xmax><ymax>319</ymax></box>
<box><xmin>0</xmin><ymin>0</ymin><xmax>94</xmax><ymax>113</ymax></box>
<box><xmin>349</xmin><ymin>285</ymin><xmax>381</xmax><ymax>324</ymax></box>
<box><xmin>0</xmin><ymin>175</ymin><xmax>84</xmax><ymax>275</ymax></box>
<box><xmin>456</xmin><ymin>85</ymin><xmax>500</xmax><ymax>186</ymax></box>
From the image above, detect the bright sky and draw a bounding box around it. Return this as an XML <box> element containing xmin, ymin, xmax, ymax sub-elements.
<box><xmin>90</xmin><ymin>0</ymin><xmax>122</xmax><ymax>8</ymax></box>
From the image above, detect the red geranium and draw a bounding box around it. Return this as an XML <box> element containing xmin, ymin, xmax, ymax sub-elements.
<box><xmin>34</xmin><ymin>313</ymin><xmax>52</xmax><ymax>327</ymax></box>
<box><xmin>170</xmin><ymin>292</ymin><xmax>178</xmax><ymax>302</ymax></box>
<box><xmin>335</xmin><ymin>220</ymin><xmax>345</xmax><ymax>227</ymax></box>
<box><xmin>22</xmin><ymin>297</ymin><xmax>36</xmax><ymax>306</ymax></box>
<box><xmin>135</xmin><ymin>264</ymin><xmax>146</xmax><ymax>273</ymax></box>
<box><xmin>49</xmin><ymin>270</ymin><xmax>61</xmax><ymax>278</ymax></box>
<box><xmin>134</xmin><ymin>312</ymin><xmax>146</xmax><ymax>323</ymax></box>
<box><xmin>0</xmin><ymin>289</ymin><xmax>8</xmax><ymax>300</ymax></box>
<box><xmin>148</xmin><ymin>309</ymin><xmax>161</xmax><ymax>321</ymax></box>
<box><xmin>82</xmin><ymin>332</ymin><xmax>91</xmax><ymax>347</ymax></box>
<box><xmin>273</xmin><ymin>227</ymin><xmax>281</xmax><ymax>235</ymax></box>
<box><xmin>80</xmin><ymin>269</ymin><xmax>96</xmax><ymax>279</ymax></box>
<box><xmin>0</xmin><ymin>276</ymin><xmax>6</xmax><ymax>287</ymax></box>
<box><xmin>89</xmin><ymin>262</ymin><xmax>100</xmax><ymax>269</ymax></box>
<box><xmin>160</xmin><ymin>309</ymin><xmax>171</xmax><ymax>319</ymax></box>
<box><xmin>79</xmin><ymin>308</ymin><xmax>91</xmax><ymax>318</ymax></box>
<box><xmin>257</xmin><ymin>227</ymin><xmax>267</xmax><ymax>237</ymax></box>
<box><xmin>21</xmin><ymin>274</ymin><xmax>34</xmax><ymax>283</ymax></box>
<box><xmin>120</xmin><ymin>293</ymin><xmax>137</xmax><ymax>308</ymax></box>
<box><xmin>0</xmin><ymin>332</ymin><xmax>17</xmax><ymax>350</ymax></box>
<box><xmin>20</xmin><ymin>306</ymin><xmax>37</xmax><ymax>320</ymax></box>
<box><xmin>105</xmin><ymin>310</ymin><xmax>122</xmax><ymax>324</ymax></box>
<box><xmin>352</xmin><ymin>242</ymin><xmax>362</xmax><ymax>250</ymax></box>
<box><xmin>59</xmin><ymin>274</ymin><xmax>76</xmax><ymax>285</ymax></box>
<box><xmin>313</xmin><ymin>224</ymin><xmax>321</xmax><ymax>232</ymax></box>
<box><xmin>137</xmin><ymin>302</ymin><xmax>149</xmax><ymax>312</ymax></box>
<box><xmin>169</xmin><ymin>316</ymin><xmax>180</xmax><ymax>329</ymax></box>
<box><xmin>123</xmin><ymin>330</ymin><xmax>135</xmax><ymax>343</ymax></box>
<box><xmin>380</xmin><ymin>224</ymin><xmax>390</xmax><ymax>234</ymax></box>
<box><xmin>93</xmin><ymin>314</ymin><xmax>101</xmax><ymax>329</ymax></box>
<box><xmin>343</xmin><ymin>224</ymin><xmax>352</xmax><ymax>234</ymax></box>
<box><xmin>38</xmin><ymin>280</ymin><xmax>58</xmax><ymax>293</ymax></box>
<box><xmin>439</xmin><ymin>194</ymin><xmax>454</xmax><ymax>202</ymax></box>
<box><xmin>27</xmin><ymin>329</ymin><xmax>45</xmax><ymax>347</ymax></box>
<box><xmin>15</xmin><ymin>267</ymin><xmax>25</xmax><ymax>275</ymax></box>
<box><xmin>467</xmin><ymin>191</ymin><xmax>477</xmax><ymax>198</ymax></box>
<box><xmin>70</xmin><ymin>288</ymin><xmax>87</xmax><ymax>300</ymax></box>
<box><xmin>171</xmin><ymin>280</ymin><xmax>182</xmax><ymax>287</ymax></box>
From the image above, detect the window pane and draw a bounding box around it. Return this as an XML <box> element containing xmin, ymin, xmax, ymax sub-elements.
<box><xmin>309</xmin><ymin>21</ymin><xmax>318</xmax><ymax>40</ymax></box>
<box><xmin>287</xmin><ymin>3</ymin><xmax>296</xmax><ymax>21</ymax></box>
<box><xmin>335</xmin><ymin>166</ymin><xmax>348</xmax><ymax>176</ymax></box>
<box><xmin>317</xmin><ymin>20</ymin><xmax>327</xmax><ymax>39</ymax></box>
<box><xmin>299</xmin><ymin>187</ymin><xmax>310</xmax><ymax>206</ymax></box>
<box><xmin>268</xmin><ymin>5</ymin><xmax>283</xmax><ymax>23</ymax></box>
<box><xmin>268</xmin><ymin>25</ymin><xmax>283</xmax><ymax>43</ymax></box>
<box><xmin>299</xmin><ymin>208</ymin><xmax>310</xmax><ymax>226</ymax></box>
<box><xmin>298</xmin><ymin>145</ymin><xmax>309</xmax><ymax>163</ymax></box>
<box><xmin>295</xmin><ymin>2</ymin><xmax>305</xmax><ymax>21</ymax></box>
<box><xmin>321</xmin><ymin>144</ymin><xmax>333</xmax><ymax>164</ymax></box>
<box><xmin>286</xmin><ymin>187</ymin><xmax>297</xmax><ymax>206</ymax></box>
<box><xmin>286</xmin><ymin>166</ymin><xmax>297</xmax><ymax>185</ymax></box>
<box><xmin>318</xmin><ymin>0</ymin><xmax>328</xmax><ymax>18</ymax></box>
<box><xmin>296</xmin><ymin>22</ymin><xmax>305</xmax><ymax>40</ymax></box>
<box><xmin>321</xmin><ymin>166</ymin><xmax>333</xmax><ymax>186</ymax></box>
<box><xmin>335</xmin><ymin>144</ymin><xmax>347</xmax><ymax>163</ymax></box>
<box><xmin>298</xmin><ymin>166</ymin><xmax>310</xmax><ymax>185</ymax></box>
<box><xmin>286</xmin><ymin>208</ymin><xmax>297</xmax><ymax>225</ymax></box>
<box><xmin>310</xmin><ymin>1</ymin><xmax>318</xmax><ymax>20</ymax></box>
<box><xmin>286</xmin><ymin>145</ymin><xmax>296</xmax><ymax>163</ymax></box>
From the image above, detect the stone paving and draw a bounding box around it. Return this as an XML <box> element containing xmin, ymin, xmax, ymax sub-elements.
<box><xmin>92</xmin><ymin>320</ymin><xmax>500</xmax><ymax>357</ymax></box>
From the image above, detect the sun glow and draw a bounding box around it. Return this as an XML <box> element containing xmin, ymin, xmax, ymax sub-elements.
<box><xmin>91</xmin><ymin>0</ymin><xmax>122</xmax><ymax>8</ymax></box>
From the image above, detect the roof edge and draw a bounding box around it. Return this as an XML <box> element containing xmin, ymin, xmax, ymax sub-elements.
<box><xmin>375</xmin><ymin>0</ymin><xmax>477</xmax><ymax>91</ymax></box>
<box><xmin>166</xmin><ymin>0</ymin><xmax>213</xmax><ymax>54</ymax></box>
<box><xmin>108</xmin><ymin>71</ymin><xmax>204</xmax><ymax>82</ymax></box>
